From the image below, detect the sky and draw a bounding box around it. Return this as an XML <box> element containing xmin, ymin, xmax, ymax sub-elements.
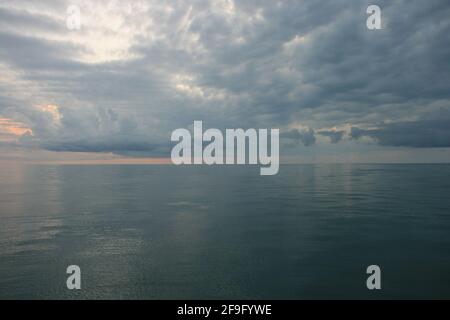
<box><xmin>0</xmin><ymin>0</ymin><xmax>450</xmax><ymax>164</ymax></box>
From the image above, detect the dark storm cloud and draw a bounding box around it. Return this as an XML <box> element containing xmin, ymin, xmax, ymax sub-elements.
<box><xmin>0</xmin><ymin>0</ymin><xmax>449</xmax><ymax>156</ymax></box>
<box><xmin>281</xmin><ymin>128</ymin><xmax>316</xmax><ymax>147</ymax></box>
<box><xmin>351</xmin><ymin>119</ymin><xmax>450</xmax><ymax>148</ymax></box>
<box><xmin>41</xmin><ymin>139</ymin><xmax>167</xmax><ymax>153</ymax></box>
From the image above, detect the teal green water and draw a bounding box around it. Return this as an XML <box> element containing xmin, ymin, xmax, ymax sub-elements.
<box><xmin>0</xmin><ymin>164</ymin><xmax>449</xmax><ymax>299</ymax></box>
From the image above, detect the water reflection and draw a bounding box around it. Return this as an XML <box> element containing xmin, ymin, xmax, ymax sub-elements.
<box><xmin>0</xmin><ymin>164</ymin><xmax>449</xmax><ymax>299</ymax></box>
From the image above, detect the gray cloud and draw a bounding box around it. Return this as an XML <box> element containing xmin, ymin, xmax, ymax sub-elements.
<box><xmin>0</xmin><ymin>0</ymin><xmax>449</xmax><ymax>158</ymax></box>
<box><xmin>281</xmin><ymin>128</ymin><xmax>316</xmax><ymax>147</ymax></box>
<box><xmin>0</xmin><ymin>6</ymin><xmax>66</xmax><ymax>33</ymax></box>
<box><xmin>351</xmin><ymin>119</ymin><xmax>450</xmax><ymax>148</ymax></box>
<box><xmin>318</xmin><ymin>130</ymin><xmax>345</xmax><ymax>144</ymax></box>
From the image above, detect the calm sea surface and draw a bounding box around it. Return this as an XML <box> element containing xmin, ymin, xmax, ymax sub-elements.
<box><xmin>0</xmin><ymin>164</ymin><xmax>449</xmax><ymax>299</ymax></box>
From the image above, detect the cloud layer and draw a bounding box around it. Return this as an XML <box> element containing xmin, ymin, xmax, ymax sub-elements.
<box><xmin>0</xmin><ymin>0</ymin><xmax>450</xmax><ymax>160</ymax></box>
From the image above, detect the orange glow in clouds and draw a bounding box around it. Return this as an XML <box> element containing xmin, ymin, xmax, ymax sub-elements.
<box><xmin>0</xmin><ymin>118</ymin><xmax>32</xmax><ymax>140</ymax></box>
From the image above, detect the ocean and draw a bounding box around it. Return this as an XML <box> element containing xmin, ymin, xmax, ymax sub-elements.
<box><xmin>0</xmin><ymin>164</ymin><xmax>449</xmax><ymax>299</ymax></box>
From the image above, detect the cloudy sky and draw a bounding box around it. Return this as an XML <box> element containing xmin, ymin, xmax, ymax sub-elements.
<box><xmin>1</xmin><ymin>0</ymin><xmax>450</xmax><ymax>164</ymax></box>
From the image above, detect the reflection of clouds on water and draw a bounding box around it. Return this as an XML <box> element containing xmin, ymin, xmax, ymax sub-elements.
<box><xmin>0</xmin><ymin>164</ymin><xmax>64</xmax><ymax>255</ymax></box>
<box><xmin>80</xmin><ymin>228</ymin><xmax>144</xmax><ymax>258</ymax></box>
<box><xmin>1</xmin><ymin>164</ymin><xmax>450</xmax><ymax>298</ymax></box>
<box><xmin>0</xmin><ymin>217</ymin><xmax>63</xmax><ymax>255</ymax></box>
<box><xmin>166</xmin><ymin>201</ymin><xmax>210</xmax><ymax>212</ymax></box>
